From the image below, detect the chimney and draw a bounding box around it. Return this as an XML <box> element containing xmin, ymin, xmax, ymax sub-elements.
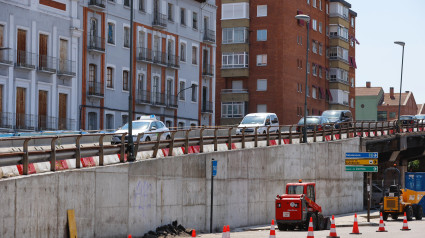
<box><xmin>366</xmin><ymin>81</ymin><xmax>371</xmax><ymax>88</ymax></box>
<box><xmin>405</xmin><ymin>91</ymin><xmax>410</xmax><ymax>93</ymax></box>
<box><xmin>390</xmin><ymin>87</ymin><xmax>395</xmax><ymax>99</ymax></box>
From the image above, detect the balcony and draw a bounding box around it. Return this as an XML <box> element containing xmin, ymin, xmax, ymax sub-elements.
<box><xmin>167</xmin><ymin>54</ymin><xmax>179</xmax><ymax>69</ymax></box>
<box><xmin>329</xmin><ymin>78</ymin><xmax>350</xmax><ymax>86</ymax></box>
<box><xmin>151</xmin><ymin>92</ymin><xmax>166</xmax><ymax>107</ymax></box>
<box><xmin>202</xmin><ymin>63</ymin><xmax>214</xmax><ymax>77</ymax></box>
<box><xmin>0</xmin><ymin>112</ymin><xmax>13</xmax><ymax>129</ymax></box>
<box><xmin>135</xmin><ymin>90</ymin><xmax>151</xmax><ymax>105</ymax></box>
<box><xmin>88</xmin><ymin>0</ymin><xmax>106</xmax><ymax>11</ymax></box>
<box><xmin>0</xmin><ymin>48</ymin><xmax>13</xmax><ymax>66</ymax></box>
<box><xmin>15</xmin><ymin>50</ymin><xmax>36</xmax><ymax>69</ymax></box>
<box><xmin>329</xmin><ymin>32</ymin><xmax>349</xmax><ymax>43</ymax></box>
<box><xmin>57</xmin><ymin>59</ymin><xmax>76</xmax><ymax>77</ymax></box>
<box><xmin>58</xmin><ymin>118</ymin><xmax>76</xmax><ymax>130</ymax></box>
<box><xmin>153</xmin><ymin>13</ymin><xmax>167</xmax><ymax>29</ymax></box>
<box><xmin>15</xmin><ymin>113</ymin><xmax>36</xmax><ymax>130</ymax></box>
<box><xmin>221</xmin><ymin>89</ymin><xmax>249</xmax><ymax>103</ymax></box>
<box><xmin>88</xmin><ymin>35</ymin><xmax>105</xmax><ymax>53</ymax></box>
<box><xmin>201</xmin><ymin>101</ymin><xmax>213</xmax><ymax>113</ymax></box>
<box><xmin>38</xmin><ymin>55</ymin><xmax>57</xmax><ymax>73</ymax></box>
<box><xmin>153</xmin><ymin>51</ymin><xmax>167</xmax><ymax>66</ymax></box>
<box><xmin>88</xmin><ymin>81</ymin><xmax>104</xmax><ymax>98</ymax></box>
<box><xmin>136</xmin><ymin>47</ymin><xmax>153</xmax><ymax>62</ymax></box>
<box><xmin>166</xmin><ymin>94</ymin><xmax>178</xmax><ymax>108</ymax></box>
<box><xmin>37</xmin><ymin>115</ymin><xmax>58</xmax><ymax>131</ymax></box>
<box><xmin>203</xmin><ymin>29</ymin><xmax>215</xmax><ymax>44</ymax></box>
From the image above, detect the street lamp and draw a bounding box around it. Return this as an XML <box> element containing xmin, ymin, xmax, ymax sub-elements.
<box><xmin>128</xmin><ymin>0</ymin><xmax>135</xmax><ymax>161</ymax></box>
<box><xmin>295</xmin><ymin>14</ymin><xmax>310</xmax><ymax>143</ymax></box>
<box><xmin>394</xmin><ymin>41</ymin><xmax>405</xmax><ymax>132</ymax></box>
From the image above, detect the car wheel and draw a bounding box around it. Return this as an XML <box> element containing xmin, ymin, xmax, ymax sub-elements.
<box><xmin>145</xmin><ymin>136</ymin><xmax>151</xmax><ymax>142</ymax></box>
<box><xmin>304</xmin><ymin>212</ymin><xmax>317</xmax><ymax>231</ymax></box>
<box><xmin>406</xmin><ymin>206</ymin><xmax>414</xmax><ymax>221</ymax></box>
<box><xmin>415</xmin><ymin>206</ymin><xmax>423</xmax><ymax>220</ymax></box>
<box><xmin>317</xmin><ymin>212</ymin><xmax>325</xmax><ymax>230</ymax></box>
<box><xmin>277</xmin><ymin>222</ymin><xmax>287</xmax><ymax>231</ymax></box>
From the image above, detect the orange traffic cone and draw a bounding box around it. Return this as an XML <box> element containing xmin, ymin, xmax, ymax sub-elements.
<box><xmin>269</xmin><ymin>219</ymin><xmax>276</xmax><ymax>238</ymax></box>
<box><xmin>349</xmin><ymin>213</ymin><xmax>361</xmax><ymax>234</ymax></box>
<box><xmin>307</xmin><ymin>216</ymin><xmax>314</xmax><ymax>238</ymax></box>
<box><xmin>227</xmin><ymin>225</ymin><xmax>230</xmax><ymax>238</ymax></box>
<box><xmin>222</xmin><ymin>225</ymin><xmax>226</xmax><ymax>238</ymax></box>
<box><xmin>326</xmin><ymin>215</ymin><xmax>340</xmax><ymax>238</ymax></box>
<box><xmin>401</xmin><ymin>212</ymin><xmax>411</xmax><ymax>231</ymax></box>
<box><xmin>376</xmin><ymin>212</ymin><xmax>387</xmax><ymax>232</ymax></box>
<box><xmin>192</xmin><ymin>229</ymin><xmax>196</xmax><ymax>237</ymax></box>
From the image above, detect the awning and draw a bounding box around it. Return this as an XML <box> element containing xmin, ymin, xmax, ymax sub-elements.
<box><xmin>327</xmin><ymin>89</ymin><xmax>333</xmax><ymax>101</ymax></box>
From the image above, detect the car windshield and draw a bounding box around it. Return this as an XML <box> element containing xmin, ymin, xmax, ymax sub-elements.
<box><xmin>120</xmin><ymin>121</ymin><xmax>150</xmax><ymax>130</ymax></box>
<box><xmin>400</xmin><ymin>116</ymin><xmax>413</xmax><ymax>120</ymax></box>
<box><xmin>416</xmin><ymin>115</ymin><xmax>425</xmax><ymax>119</ymax></box>
<box><xmin>298</xmin><ymin>117</ymin><xmax>321</xmax><ymax>125</ymax></box>
<box><xmin>287</xmin><ymin>185</ymin><xmax>304</xmax><ymax>194</ymax></box>
<box><xmin>240</xmin><ymin>115</ymin><xmax>266</xmax><ymax>125</ymax></box>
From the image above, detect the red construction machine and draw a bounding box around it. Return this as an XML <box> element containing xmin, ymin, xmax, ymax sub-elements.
<box><xmin>275</xmin><ymin>180</ymin><xmax>331</xmax><ymax>231</ymax></box>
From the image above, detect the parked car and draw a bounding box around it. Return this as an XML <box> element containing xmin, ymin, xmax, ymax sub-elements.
<box><xmin>321</xmin><ymin>110</ymin><xmax>353</xmax><ymax>129</ymax></box>
<box><xmin>111</xmin><ymin>115</ymin><xmax>171</xmax><ymax>143</ymax></box>
<box><xmin>415</xmin><ymin>114</ymin><xmax>425</xmax><ymax>124</ymax></box>
<box><xmin>236</xmin><ymin>113</ymin><xmax>279</xmax><ymax>135</ymax></box>
<box><xmin>296</xmin><ymin>116</ymin><xmax>331</xmax><ymax>132</ymax></box>
<box><xmin>399</xmin><ymin>115</ymin><xmax>416</xmax><ymax>125</ymax></box>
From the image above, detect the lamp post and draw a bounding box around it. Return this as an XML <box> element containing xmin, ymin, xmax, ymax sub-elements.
<box><xmin>128</xmin><ymin>0</ymin><xmax>135</xmax><ymax>161</ymax></box>
<box><xmin>295</xmin><ymin>14</ymin><xmax>310</xmax><ymax>143</ymax></box>
<box><xmin>394</xmin><ymin>41</ymin><xmax>405</xmax><ymax>132</ymax></box>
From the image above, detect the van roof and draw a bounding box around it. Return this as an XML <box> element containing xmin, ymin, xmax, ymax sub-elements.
<box><xmin>245</xmin><ymin>113</ymin><xmax>276</xmax><ymax>116</ymax></box>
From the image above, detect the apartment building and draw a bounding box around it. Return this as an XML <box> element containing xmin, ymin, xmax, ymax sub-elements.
<box><xmin>79</xmin><ymin>0</ymin><xmax>216</xmax><ymax>130</ymax></box>
<box><xmin>0</xmin><ymin>0</ymin><xmax>79</xmax><ymax>131</ymax></box>
<box><xmin>215</xmin><ymin>0</ymin><xmax>357</xmax><ymax>125</ymax></box>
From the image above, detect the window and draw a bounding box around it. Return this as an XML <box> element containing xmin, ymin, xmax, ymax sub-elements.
<box><xmin>222</xmin><ymin>102</ymin><xmax>244</xmax><ymax>118</ymax></box>
<box><xmin>307</xmin><ymin>0</ymin><xmax>310</xmax><ymax>4</ymax></box>
<box><xmin>180</xmin><ymin>43</ymin><xmax>186</xmax><ymax>61</ymax></box>
<box><xmin>122</xmin><ymin>114</ymin><xmax>128</xmax><ymax>126</ymax></box>
<box><xmin>222</xmin><ymin>27</ymin><xmax>248</xmax><ymax>44</ymax></box>
<box><xmin>318</xmin><ymin>87</ymin><xmax>323</xmax><ymax>99</ymax></box>
<box><xmin>377</xmin><ymin>111</ymin><xmax>387</xmax><ymax>121</ymax></box>
<box><xmin>192</xmin><ymin>12</ymin><xmax>198</xmax><ymax>30</ymax></box>
<box><xmin>232</xmin><ymin>80</ymin><xmax>243</xmax><ymax>89</ymax></box>
<box><xmin>329</xmin><ymin>68</ymin><xmax>348</xmax><ymax>82</ymax></box>
<box><xmin>123</xmin><ymin>70</ymin><xmax>129</xmax><ymax>91</ymax></box>
<box><xmin>180</xmin><ymin>8</ymin><xmax>186</xmax><ymax>26</ymax></box>
<box><xmin>351</xmin><ymin>98</ymin><xmax>354</xmax><ymax>108</ymax></box>
<box><xmin>307</xmin><ymin>86</ymin><xmax>309</xmax><ymax>97</ymax></box>
<box><xmin>89</xmin><ymin>64</ymin><xmax>96</xmax><ymax>87</ymax></box>
<box><xmin>307</xmin><ymin>62</ymin><xmax>310</xmax><ymax>74</ymax></box>
<box><xmin>312</xmin><ymin>41</ymin><xmax>317</xmax><ymax>53</ymax></box>
<box><xmin>312</xmin><ymin>87</ymin><xmax>317</xmax><ymax>99</ymax></box>
<box><xmin>328</xmin><ymin>46</ymin><xmax>348</xmax><ymax>62</ymax></box>
<box><xmin>312</xmin><ymin>19</ymin><xmax>317</xmax><ymax>31</ymax></box>
<box><xmin>88</xmin><ymin>112</ymin><xmax>97</xmax><ymax>130</ymax></box>
<box><xmin>297</xmin><ymin>35</ymin><xmax>302</xmax><ymax>45</ymax></box>
<box><xmin>319</xmin><ymin>43</ymin><xmax>323</xmax><ymax>55</ymax></box>
<box><xmin>257</xmin><ymin>5</ymin><xmax>267</xmax><ymax>17</ymax></box>
<box><xmin>222</xmin><ymin>3</ymin><xmax>249</xmax><ymax>20</ymax></box>
<box><xmin>124</xmin><ymin>26</ymin><xmax>130</xmax><ymax>48</ymax></box>
<box><xmin>256</xmin><ymin>54</ymin><xmax>267</xmax><ymax>66</ymax></box>
<box><xmin>168</xmin><ymin>3</ymin><xmax>173</xmax><ymax>21</ymax></box>
<box><xmin>312</xmin><ymin>0</ymin><xmax>317</xmax><ymax>8</ymax></box>
<box><xmin>257</xmin><ymin>30</ymin><xmax>267</xmax><ymax>41</ymax></box>
<box><xmin>319</xmin><ymin>66</ymin><xmax>322</xmax><ymax>78</ymax></box>
<box><xmin>330</xmin><ymin>2</ymin><xmax>349</xmax><ymax>20</ymax></box>
<box><xmin>139</xmin><ymin>0</ymin><xmax>145</xmax><ymax>12</ymax></box>
<box><xmin>137</xmin><ymin>74</ymin><xmax>144</xmax><ymax>92</ymax></box>
<box><xmin>319</xmin><ymin>0</ymin><xmax>322</xmax><ymax>10</ymax></box>
<box><xmin>222</xmin><ymin>52</ymin><xmax>249</xmax><ymax>68</ymax></box>
<box><xmin>351</xmin><ymin>78</ymin><xmax>354</xmax><ymax>87</ymax></box>
<box><xmin>124</xmin><ymin>0</ymin><xmax>129</xmax><ymax>7</ymax></box>
<box><xmin>178</xmin><ymin>122</ymin><xmax>185</xmax><ymax>129</ymax></box>
<box><xmin>257</xmin><ymin>104</ymin><xmax>267</xmax><ymax>113</ymax></box>
<box><xmin>351</xmin><ymin>17</ymin><xmax>355</xmax><ymax>28</ymax></box>
<box><xmin>192</xmin><ymin>46</ymin><xmax>197</xmax><ymax>64</ymax></box>
<box><xmin>329</xmin><ymin>25</ymin><xmax>348</xmax><ymax>41</ymax></box>
<box><xmin>257</xmin><ymin>79</ymin><xmax>267</xmax><ymax>91</ymax></box>
<box><xmin>107</xmin><ymin>67</ymin><xmax>113</xmax><ymax>88</ymax></box>
<box><xmin>107</xmin><ymin>22</ymin><xmax>115</xmax><ymax>44</ymax></box>
<box><xmin>326</xmin><ymin>4</ymin><xmax>329</xmax><ymax>14</ymax></box>
<box><xmin>319</xmin><ymin>22</ymin><xmax>322</xmax><ymax>33</ymax></box>
<box><xmin>106</xmin><ymin>114</ymin><xmax>114</xmax><ymax>130</ymax></box>
<box><xmin>390</xmin><ymin>112</ymin><xmax>396</xmax><ymax>119</ymax></box>
<box><xmin>179</xmin><ymin>81</ymin><xmax>185</xmax><ymax>100</ymax></box>
<box><xmin>312</xmin><ymin>64</ymin><xmax>317</xmax><ymax>76</ymax></box>
<box><xmin>191</xmin><ymin>83</ymin><xmax>197</xmax><ymax>102</ymax></box>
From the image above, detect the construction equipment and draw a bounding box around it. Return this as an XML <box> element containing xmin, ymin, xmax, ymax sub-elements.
<box><xmin>380</xmin><ymin>167</ymin><xmax>425</xmax><ymax>221</ymax></box>
<box><xmin>275</xmin><ymin>180</ymin><xmax>330</xmax><ymax>231</ymax></box>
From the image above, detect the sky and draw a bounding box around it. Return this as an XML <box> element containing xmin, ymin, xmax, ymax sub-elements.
<box><xmin>354</xmin><ymin>0</ymin><xmax>425</xmax><ymax>104</ymax></box>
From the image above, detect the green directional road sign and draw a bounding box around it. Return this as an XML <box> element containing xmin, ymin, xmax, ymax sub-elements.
<box><xmin>345</xmin><ymin>166</ymin><xmax>378</xmax><ymax>172</ymax></box>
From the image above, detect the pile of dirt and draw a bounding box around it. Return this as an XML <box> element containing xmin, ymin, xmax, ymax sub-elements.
<box><xmin>138</xmin><ymin>220</ymin><xmax>194</xmax><ymax>238</ymax></box>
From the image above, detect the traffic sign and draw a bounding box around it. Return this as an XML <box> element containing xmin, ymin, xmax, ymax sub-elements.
<box><xmin>345</xmin><ymin>166</ymin><xmax>378</xmax><ymax>172</ymax></box>
<box><xmin>212</xmin><ymin>160</ymin><xmax>217</xmax><ymax>177</ymax></box>
<box><xmin>346</xmin><ymin>152</ymin><xmax>378</xmax><ymax>159</ymax></box>
<box><xmin>345</xmin><ymin>159</ymin><xmax>378</xmax><ymax>166</ymax></box>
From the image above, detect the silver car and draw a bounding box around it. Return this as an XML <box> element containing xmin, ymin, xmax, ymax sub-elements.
<box><xmin>111</xmin><ymin>116</ymin><xmax>171</xmax><ymax>143</ymax></box>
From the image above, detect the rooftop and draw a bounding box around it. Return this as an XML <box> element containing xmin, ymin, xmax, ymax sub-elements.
<box><xmin>355</xmin><ymin>87</ymin><xmax>383</xmax><ymax>97</ymax></box>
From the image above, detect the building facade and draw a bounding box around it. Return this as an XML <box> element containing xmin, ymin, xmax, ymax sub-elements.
<box><xmin>215</xmin><ymin>0</ymin><xmax>357</xmax><ymax>125</ymax></box>
<box><xmin>377</xmin><ymin>88</ymin><xmax>418</xmax><ymax>121</ymax></box>
<box><xmin>355</xmin><ymin>82</ymin><xmax>384</xmax><ymax>121</ymax></box>
<box><xmin>0</xmin><ymin>0</ymin><xmax>80</xmax><ymax>131</ymax></box>
<box><xmin>78</xmin><ymin>0</ymin><xmax>216</xmax><ymax>130</ymax></box>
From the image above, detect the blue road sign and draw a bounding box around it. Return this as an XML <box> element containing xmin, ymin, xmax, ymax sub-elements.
<box><xmin>346</xmin><ymin>152</ymin><xmax>378</xmax><ymax>159</ymax></box>
<box><xmin>212</xmin><ymin>160</ymin><xmax>217</xmax><ymax>177</ymax></box>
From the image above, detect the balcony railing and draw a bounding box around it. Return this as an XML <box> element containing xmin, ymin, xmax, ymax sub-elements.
<box><xmin>202</xmin><ymin>63</ymin><xmax>214</xmax><ymax>76</ymax></box>
<box><xmin>166</xmin><ymin>94</ymin><xmax>178</xmax><ymax>108</ymax></box>
<box><xmin>203</xmin><ymin>29</ymin><xmax>215</xmax><ymax>43</ymax></box>
<box><xmin>329</xmin><ymin>32</ymin><xmax>349</xmax><ymax>42</ymax></box>
<box><xmin>151</xmin><ymin>92</ymin><xmax>166</xmax><ymax>106</ymax></box>
<box><xmin>167</xmin><ymin>54</ymin><xmax>179</xmax><ymax>68</ymax></box>
<box><xmin>329</xmin><ymin>12</ymin><xmax>349</xmax><ymax>21</ymax></box>
<box><xmin>15</xmin><ymin>50</ymin><xmax>36</xmax><ymax>69</ymax></box>
<box><xmin>15</xmin><ymin>113</ymin><xmax>35</xmax><ymax>130</ymax></box>
<box><xmin>328</xmin><ymin>55</ymin><xmax>349</xmax><ymax>64</ymax></box>
<box><xmin>88</xmin><ymin>81</ymin><xmax>104</xmax><ymax>97</ymax></box>
<box><xmin>57</xmin><ymin>59</ymin><xmax>76</xmax><ymax>76</ymax></box>
<box><xmin>329</xmin><ymin>78</ymin><xmax>350</xmax><ymax>85</ymax></box>
<box><xmin>221</xmin><ymin>89</ymin><xmax>249</xmax><ymax>94</ymax></box>
<box><xmin>88</xmin><ymin>0</ymin><xmax>106</xmax><ymax>10</ymax></box>
<box><xmin>38</xmin><ymin>55</ymin><xmax>57</xmax><ymax>73</ymax></box>
<box><xmin>153</xmin><ymin>13</ymin><xmax>167</xmax><ymax>28</ymax></box>
<box><xmin>0</xmin><ymin>48</ymin><xmax>13</xmax><ymax>65</ymax></box>
<box><xmin>153</xmin><ymin>51</ymin><xmax>167</xmax><ymax>65</ymax></box>
<box><xmin>58</xmin><ymin>118</ymin><xmax>76</xmax><ymax>130</ymax></box>
<box><xmin>135</xmin><ymin>90</ymin><xmax>151</xmax><ymax>105</ymax></box>
<box><xmin>136</xmin><ymin>47</ymin><xmax>153</xmax><ymax>62</ymax></box>
<box><xmin>88</xmin><ymin>35</ymin><xmax>105</xmax><ymax>53</ymax></box>
<box><xmin>0</xmin><ymin>112</ymin><xmax>13</xmax><ymax>129</ymax></box>
<box><xmin>201</xmin><ymin>101</ymin><xmax>213</xmax><ymax>113</ymax></box>
<box><xmin>38</xmin><ymin>115</ymin><xmax>57</xmax><ymax>131</ymax></box>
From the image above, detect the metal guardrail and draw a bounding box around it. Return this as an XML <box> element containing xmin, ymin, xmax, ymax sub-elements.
<box><xmin>2</xmin><ymin>120</ymin><xmax>425</xmax><ymax>176</ymax></box>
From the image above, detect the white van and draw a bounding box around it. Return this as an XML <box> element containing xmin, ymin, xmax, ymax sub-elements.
<box><xmin>236</xmin><ymin>113</ymin><xmax>279</xmax><ymax>135</ymax></box>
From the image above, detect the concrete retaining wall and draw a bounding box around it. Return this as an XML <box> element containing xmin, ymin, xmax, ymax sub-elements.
<box><xmin>0</xmin><ymin>138</ymin><xmax>363</xmax><ymax>237</ymax></box>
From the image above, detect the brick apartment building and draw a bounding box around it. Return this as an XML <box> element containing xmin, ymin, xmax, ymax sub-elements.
<box><xmin>215</xmin><ymin>0</ymin><xmax>357</xmax><ymax>125</ymax></box>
